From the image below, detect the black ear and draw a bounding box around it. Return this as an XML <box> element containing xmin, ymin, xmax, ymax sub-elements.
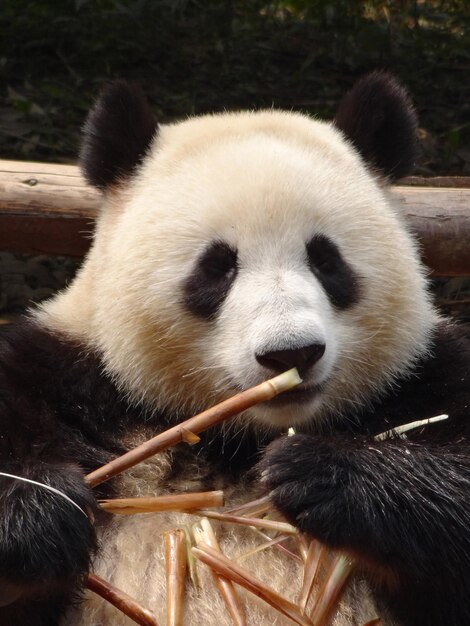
<box><xmin>334</xmin><ymin>72</ymin><xmax>417</xmax><ymax>180</ymax></box>
<box><xmin>80</xmin><ymin>81</ymin><xmax>157</xmax><ymax>190</ymax></box>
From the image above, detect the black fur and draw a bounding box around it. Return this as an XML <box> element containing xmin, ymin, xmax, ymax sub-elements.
<box><xmin>79</xmin><ymin>81</ymin><xmax>157</xmax><ymax>190</ymax></box>
<box><xmin>306</xmin><ymin>235</ymin><xmax>360</xmax><ymax>309</ymax></box>
<box><xmin>183</xmin><ymin>241</ymin><xmax>238</xmax><ymax>319</ymax></box>
<box><xmin>0</xmin><ymin>319</ymin><xmax>137</xmax><ymax>624</ymax></box>
<box><xmin>261</xmin><ymin>322</ymin><xmax>470</xmax><ymax>626</ymax></box>
<box><xmin>334</xmin><ymin>72</ymin><xmax>417</xmax><ymax>180</ymax></box>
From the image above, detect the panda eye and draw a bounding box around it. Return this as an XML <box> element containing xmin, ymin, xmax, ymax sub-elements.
<box><xmin>183</xmin><ymin>241</ymin><xmax>238</xmax><ymax>320</ymax></box>
<box><xmin>306</xmin><ymin>235</ymin><xmax>341</xmax><ymax>274</ymax></box>
<box><xmin>306</xmin><ymin>234</ymin><xmax>360</xmax><ymax>309</ymax></box>
<box><xmin>200</xmin><ymin>242</ymin><xmax>238</xmax><ymax>280</ymax></box>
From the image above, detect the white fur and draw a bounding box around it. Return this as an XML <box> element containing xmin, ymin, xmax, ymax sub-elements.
<box><xmin>38</xmin><ymin>110</ymin><xmax>436</xmax><ymax>425</ymax></box>
<box><xmin>35</xmin><ymin>108</ymin><xmax>438</xmax><ymax>625</ymax></box>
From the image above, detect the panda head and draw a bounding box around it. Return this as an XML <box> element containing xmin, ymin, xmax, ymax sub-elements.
<box><xmin>40</xmin><ymin>73</ymin><xmax>437</xmax><ymax>429</ymax></box>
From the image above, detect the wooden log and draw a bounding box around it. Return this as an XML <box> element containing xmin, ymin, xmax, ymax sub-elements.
<box><xmin>394</xmin><ymin>186</ymin><xmax>470</xmax><ymax>276</ymax></box>
<box><xmin>0</xmin><ymin>160</ymin><xmax>469</xmax><ymax>275</ymax></box>
<box><xmin>400</xmin><ymin>176</ymin><xmax>470</xmax><ymax>188</ymax></box>
<box><xmin>0</xmin><ymin>160</ymin><xmax>97</xmax><ymax>256</ymax></box>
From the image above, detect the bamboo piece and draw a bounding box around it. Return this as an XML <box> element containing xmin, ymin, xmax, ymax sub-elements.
<box><xmin>296</xmin><ymin>535</ymin><xmax>311</xmax><ymax>562</ymax></box>
<box><xmin>235</xmin><ymin>534</ymin><xmax>292</xmax><ymax>562</ymax></box>
<box><xmin>192</xmin><ymin>544</ymin><xmax>314</xmax><ymax>626</ymax></box>
<box><xmin>85</xmin><ymin>368</ymin><xmax>302</xmax><ymax>487</ymax></box>
<box><xmin>253</xmin><ymin>529</ymin><xmax>302</xmax><ymax>563</ymax></box>
<box><xmin>297</xmin><ymin>540</ymin><xmax>325</xmax><ymax>613</ymax></box>
<box><xmin>192</xmin><ymin>509</ymin><xmax>298</xmax><ymax>535</ymax></box>
<box><xmin>225</xmin><ymin>494</ymin><xmax>271</xmax><ymax>516</ymax></box>
<box><xmin>87</xmin><ymin>573</ymin><xmax>159</xmax><ymax>626</ymax></box>
<box><xmin>362</xmin><ymin>620</ymin><xmax>381</xmax><ymax>626</ymax></box>
<box><xmin>99</xmin><ymin>491</ymin><xmax>224</xmax><ymax>515</ymax></box>
<box><xmin>164</xmin><ymin>530</ymin><xmax>187</xmax><ymax>626</ymax></box>
<box><xmin>182</xmin><ymin>526</ymin><xmax>200</xmax><ymax>589</ymax></box>
<box><xmin>310</xmin><ymin>555</ymin><xmax>354</xmax><ymax>626</ymax></box>
<box><xmin>194</xmin><ymin>518</ymin><xmax>246</xmax><ymax>626</ymax></box>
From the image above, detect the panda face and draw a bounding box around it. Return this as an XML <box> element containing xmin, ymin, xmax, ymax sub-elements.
<box><xmin>39</xmin><ymin>100</ymin><xmax>436</xmax><ymax>430</ymax></box>
<box><xmin>182</xmin><ymin>228</ymin><xmax>360</xmax><ymax>427</ymax></box>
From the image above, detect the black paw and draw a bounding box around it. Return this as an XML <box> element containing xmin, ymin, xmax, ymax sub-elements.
<box><xmin>0</xmin><ymin>463</ymin><xmax>97</xmax><ymax>601</ymax></box>
<box><xmin>260</xmin><ymin>434</ymin><xmax>355</xmax><ymax>546</ymax></box>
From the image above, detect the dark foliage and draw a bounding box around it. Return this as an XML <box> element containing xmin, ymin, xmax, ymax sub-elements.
<box><xmin>0</xmin><ymin>1</ymin><xmax>469</xmax><ymax>174</ymax></box>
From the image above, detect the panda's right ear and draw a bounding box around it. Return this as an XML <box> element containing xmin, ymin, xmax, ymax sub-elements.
<box><xmin>79</xmin><ymin>81</ymin><xmax>157</xmax><ymax>190</ymax></box>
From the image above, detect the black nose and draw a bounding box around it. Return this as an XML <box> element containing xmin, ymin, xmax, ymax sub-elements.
<box><xmin>255</xmin><ymin>343</ymin><xmax>326</xmax><ymax>376</ymax></box>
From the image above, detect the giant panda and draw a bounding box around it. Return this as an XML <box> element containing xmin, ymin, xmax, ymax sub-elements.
<box><xmin>0</xmin><ymin>72</ymin><xmax>469</xmax><ymax>626</ymax></box>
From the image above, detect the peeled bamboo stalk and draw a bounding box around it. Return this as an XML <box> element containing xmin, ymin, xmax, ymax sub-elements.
<box><xmin>165</xmin><ymin>530</ymin><xmax>187</xmax><ymax>626</ymax></box>
<box><xmin>310</xmin><ymin>555</ymin><xmax>354</xmax><ymax>626</ymax></box>
<box><xmin>86</xmin><ymin>368</ymin><xmax>301</xmax><ymax>487</ymax></box>
<box><xmin>297</xmin><ymin>540</ymin><xmax>325</xmax><ymax>612</ymax></box>
<box><xmin>192</xmin><ymin>509</ymin><xmax>298</xmax><ymax>535</ymax></box>
<box><xmin>99</xmin><ymin>491</ymin><xmax>224</xmax><ymax>515</ymax></box>
<box><xmin>87</xmin><ymin>573</ymin><xmax>159</xmax><ymax>626</ymax></box>
<box><xmin>374</xmin><ymin>414</ymin><xmax>448</xmax><ymax>441</ymax></box>
<box><xmin>194</xmin><ymin>518</ymin><xmax>246</xmax><ymax>626</ymax></box>
<box><xmin>192</xmin><ymin>544</ymin><xmax>314</xmax><ymax>626</ymax></box>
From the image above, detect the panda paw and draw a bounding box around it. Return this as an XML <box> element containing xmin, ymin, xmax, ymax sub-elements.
<box><xmin>260</xmin><ymin>434</ymin><xmax>357</xmax><ymax>547</ymax></box>
<box><xmin>0</xmin><ymin>463</ymin><xmax>97</xmax><ymax>604</ymax></box>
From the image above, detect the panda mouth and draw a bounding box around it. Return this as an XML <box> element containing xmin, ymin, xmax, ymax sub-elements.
<box><xmin>265</xmin><ymin>383</ymin><xmax>323</xmax><ymax>407</ymax></box>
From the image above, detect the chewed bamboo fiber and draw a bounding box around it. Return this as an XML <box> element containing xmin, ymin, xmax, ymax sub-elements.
<box><xmin>87</xmin><ymin>573</ymin><xmax>159</xmax><ymax>626</ymax></box>
<box><xmin>85</xmin><ymin>368</ymin><xmax>302</xmax><ymax>487</ymax></box>
<box><xmin>164</xmin><ymin>530</ymin><xmax>187</xmax><ymax>626</ymax></box>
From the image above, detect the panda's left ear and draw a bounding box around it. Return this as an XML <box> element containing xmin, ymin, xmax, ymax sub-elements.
<box><xmin>334</xmin><ymin>72</ymin><xmax>417</xmax><ymax>180</ymax></box>
<box><xmin>80</xmin><ymin>81</ymin><xmax>157</xmax><ymax>190</ymax></box>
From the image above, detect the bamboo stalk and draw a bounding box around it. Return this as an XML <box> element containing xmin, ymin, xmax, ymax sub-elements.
<box><xmin>87</xmin><ymin>573</ymin><xmax>159</xmax><ymax>626</ymax></box>
<box><xmin>310</xmin><ymin>555</ymin><xmax>354</xmax><ymax>626</ymax></box>
<box><xmin>225</xmin><ymin>495</ymin><xmax>272</xmax><ymax>517</ymax></box>
<box><xmin>86</xmin><ymin>368</ymin><xmax>301</xmax><ymax>487</ymax></box>
<box><xmin>297</xmin><ymin>540</ymin><xmax>324</xmax><ymax>613</ymax></box>
<box><xmin>194</xmin><ymin>519</ymin><xmax>246</xmax><ymax>626</ymax></box>
<box><xmin>99</xmin><ymin>491</ymin><xmax>224</xmax><ymax>515</ymax></box>
<box><xmin>165</xmin><ymin>530</ymin><xmax>187</xmax><ymax>626</ymax></box>
<box><xmin>362</xmin><ymin>620</ymin><xmax>381</xmax><ymax>626</ymax></box>
<box><xmin>191</xmin><ymin>509</ymin><xmax>298</xmax><ymax>535</ymax></box>
<box><xmin>192</xmin><ymin>544</ymin><xmax>314</xmax><ymax>626</ymax></box>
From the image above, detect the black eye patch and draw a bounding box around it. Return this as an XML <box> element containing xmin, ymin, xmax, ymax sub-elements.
<box><xmin>183</xmin><ymin>241</ymin><xmax>238</xmax><ymax>319</ymax></box>
<box><xmin>306</xmin><ymin>235</ymin><xmax>360</xmax><ymax>309</ymax></box>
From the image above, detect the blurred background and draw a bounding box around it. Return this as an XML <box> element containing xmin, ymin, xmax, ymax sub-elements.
<box><xmin>0</xmin><ymin>0</ymin><xmax>469</xmax><ymax>318</ymax></box>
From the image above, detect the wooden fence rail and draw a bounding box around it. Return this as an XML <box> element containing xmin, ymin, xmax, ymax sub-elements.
<box><xmin>0</xmin><ymin>159</ymin><xmax>469</xmax><ymax>275</ymax></box>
